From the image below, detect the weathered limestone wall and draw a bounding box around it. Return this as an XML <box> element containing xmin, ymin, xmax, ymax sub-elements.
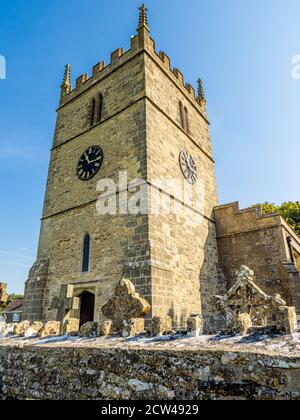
<box><xmin>54</xmin><ymin>47</ymin><xmax>146</xmax><ymax>147</ymax></box>
<box><xmin>22</xmin><ymin>259</ymin><xmax>49</xmax><ymax>321</ymax></box>
<box><xmin>1</xmin><ymin>343</ymin><xmax>300</xmax><ymax>400</ymax></box>
<box><xmin>144</xmin><ymin>44</ymin><xmax>221</xmax><ymax>330</ymax></box>
<box><xmin>215</xmin><ymin>202</ymin><xmax>300</xmax><ymax>311</ymax></box>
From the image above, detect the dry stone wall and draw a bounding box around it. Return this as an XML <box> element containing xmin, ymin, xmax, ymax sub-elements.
<box><xmin>0</xmin><ymin>343</ymin><xmax>300</xmax><ymax>400</ymax></box>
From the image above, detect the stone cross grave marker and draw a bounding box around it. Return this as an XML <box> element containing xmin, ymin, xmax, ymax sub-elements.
<box><xmin>102</xmin><ymin>278</ymin><xmax>151</xmax><ymax>332</ymax></box>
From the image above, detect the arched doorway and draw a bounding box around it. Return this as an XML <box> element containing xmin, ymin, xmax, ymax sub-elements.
<box><xmin>79</xmin><ymin>291</ymin><xmax>95</xmax><ymax>326</ymax></box>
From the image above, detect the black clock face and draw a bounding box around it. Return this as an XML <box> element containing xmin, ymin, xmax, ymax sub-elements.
<box><xmin>77</xmin><ymin>145</ymin><xmax>103</xmax><ymax>181</ymax></box>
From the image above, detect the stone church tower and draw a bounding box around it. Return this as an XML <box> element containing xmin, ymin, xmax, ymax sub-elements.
<box><xmin>22</xmin><ymin>6</ymin><xmax>223</xmax><ymax>331</ymax></box>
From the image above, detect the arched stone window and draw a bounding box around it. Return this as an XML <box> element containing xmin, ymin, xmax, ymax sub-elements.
<box><xmin>97</xmin><ymin>94</ymin><xmax>103</xmax><ymax>123</ymax></box>
<box><xmin>82</xmin><ymin>234</ymin><xmax>91</xmax><ymax>273</ymax></box>
<box><xmin>179</xmin><ymin>101</ymin><xmax>185</xmax><ymax>130</ymax></box>
<box><xmin>184</xmin><ymin>106</ymin><xmax>190</xmax><ymax>134</ymax></box>
<box><xmin>90</xmin><ymin>99</ymin><xmax>96</xmax><ymax>127</ymax></box>
<box><xmin>179</xmin><ymin>101</ymin><xmax>190</xmax><ymax>134</ymax></box>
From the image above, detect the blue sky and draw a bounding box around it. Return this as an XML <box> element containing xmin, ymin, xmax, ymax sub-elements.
<box><xmin>0</xmin><ymin>0</ymin><xmax>300</xmax><ymax>293</ymax></box>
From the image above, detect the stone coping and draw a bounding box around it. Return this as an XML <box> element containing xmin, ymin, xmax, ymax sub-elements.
<box><xmin>1</xmin><ymin>333</ymin><xmax>300</xmax><ymax>400</ymax></box>
<box><xmin>1</xmin><ymin>333</ymin><xmax>300</xmax><ymax>358</ymax></box>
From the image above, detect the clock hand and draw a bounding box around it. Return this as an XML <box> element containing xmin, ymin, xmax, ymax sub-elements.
<box><xmin>84</xmin><ymin>153</ymin><xmax>90</xmax><ymax>163</ymax></box>
<box><xmin>88</xmin><ymin>159</ymin><xmax>101</xmax><ymax>164</ymax></box>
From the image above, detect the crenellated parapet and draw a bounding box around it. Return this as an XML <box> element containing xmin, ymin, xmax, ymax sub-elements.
<box><xmin>58</xmin><ymin>5</ymin><xmax>208</xmax><ymax>120</ymax></box>
<box><xmin>111</xmin><ymin>48</ymin><xmax>125</xmax><ymax>62</ymax></box>
<box><xmin>76</xmin><ymin>73</ymin><xmax>88</xmax><ymax>88</ymax></box>
<box><xmin>93</xmin><ymin>61</ymin><xmax>105</xmax><ymax>76</ymax></box>
<box><xmin>214</xmin><ymin>202</ymin><xmax>283</xmax><ymax>238</ymax></box>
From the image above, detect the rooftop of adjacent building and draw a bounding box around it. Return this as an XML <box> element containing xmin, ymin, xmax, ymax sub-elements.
<box><xmin>214</xmin><ymin>201</ymin><xmax>300</xmax><ymax>257</ymax></box>
<box><xmin>3</xmin><ymin>299</ymin><xmax>24</xmax><ymax>313</ymax></box>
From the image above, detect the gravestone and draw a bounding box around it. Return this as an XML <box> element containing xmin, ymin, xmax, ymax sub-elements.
<box><xmin>100</xmin><ymin>320</ymin><xmax>113</xmax><ymax>337</ymax></box>
<box><xmin>122</xmin><ymin>319</ymin><xmax>145</xmax><ymax>338</ymax></box>
<box><xmin>50</xmin><ymin>285</ymin><xmax>80</xmax><ymax>331</ymax></box>
<box><xmin>152</xmin><ymin>316</ymin><xmax>173</xmax><ymax>336</ymax></box>
<box><xmin>13</xmin><ymin>321</ymin><xmax>31</xmax><ymax>336</ymax></box>
<box><xmin>40</xmin><ymin>321</ymin><xmax>61</xmax><ymax>338</ymax></box>
<box><xmin>216</xmin><ymin>266</ymin><xmax>297</xmax><ymax>335</ymax></box>
<box><xmin>63</xmin><ymin>319</ymin><xmax>80</xmax><ymax>335</ymax></box>
<box><xmin>80</xmin><ymin>322</ymin><xmax>98</xmax><ymax>337</ymax></box>
<box><xmin>24</xmin><ymin>322</ymin><xmax>44</xmax><ymax>338</ymax></box>
<box><xmin>187</xmin><ymin>315</ymin><xmax>201</xmax><ymax>337</ymax></box>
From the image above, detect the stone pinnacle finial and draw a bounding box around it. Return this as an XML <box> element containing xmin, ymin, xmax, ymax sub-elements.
<box><xmin>138</xmin><ymin>4</ymin><xmax>149</xmax><ymax>30</ymax></box>
<box><xmin>61</xmin><ymin>64</ymin><xmax>72</xmax><ymax>103</ymax></box>
<box><xmin>60</xmin><ymin>64</ymin><xmax>72</xmax><ymax>100</ymax></box>
<box><xmin>62</xmin><ymin>64</ymin><xmax>71</xmax><ymax>88</ymax></box>
<box><xmin>197</xmin><ymin>79</ymin><xmax>206</xmax><ymax>103</ymax></box>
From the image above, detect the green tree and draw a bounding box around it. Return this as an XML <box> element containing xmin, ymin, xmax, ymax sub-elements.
<box><xmin>260</xmin><ymin>202</ymin><xmax>279</xmax><ymax>214</ymax></box>
<box><xmin>259</xmin><ymin>201</ymin><xmax>300</xmax><ymax>236</ymax></box>
<box><xmin>6</xmin><ymin>294</ymin><xmax>24</xmax><ymax>307</ymax></box>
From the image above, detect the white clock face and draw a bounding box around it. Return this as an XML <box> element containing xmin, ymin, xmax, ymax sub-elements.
<box><xmin>179</xmin><ymin>150</ymin><xmax>198</xmax><ymax>185</ymax></box>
